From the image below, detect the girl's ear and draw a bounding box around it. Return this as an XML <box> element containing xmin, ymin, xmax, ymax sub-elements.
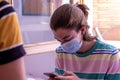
<box><xmin>81</xmin><ymin>26</ymin><xmax>86</xmax><ymax>35</ymax></box>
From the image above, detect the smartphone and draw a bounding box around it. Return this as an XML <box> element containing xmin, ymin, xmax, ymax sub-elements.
<box><xmin>43</xmin><ymin>72</ymin><xmax>57</xmax><ymax>78</ymax></box>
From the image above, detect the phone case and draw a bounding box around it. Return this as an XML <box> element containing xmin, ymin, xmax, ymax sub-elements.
<box><xmin>43</xmin><ymin>73</ymin><xmax>57</xmax><ymax>78</ymax></box>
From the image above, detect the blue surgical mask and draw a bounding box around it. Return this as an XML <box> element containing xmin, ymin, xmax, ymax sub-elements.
<box><xmin>61</xmin><ymin>38</ymin><xmax>82</xmax><ymax>53</ymax></box>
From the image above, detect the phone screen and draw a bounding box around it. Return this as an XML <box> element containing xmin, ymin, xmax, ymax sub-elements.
<box><xmin>43</xmin><ymin>73</ymin><xmax>57</xmax><ymax>78</ymax></box>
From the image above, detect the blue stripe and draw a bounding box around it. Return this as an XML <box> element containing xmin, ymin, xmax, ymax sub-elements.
<box><xmin>112</xmin><ymin>49</ymin><xmax>119</xmax><ymax>55</ymax></box>
<box><xmin>93</xmin><ymin>49</ymin><xmax>119</xmax><ymax>55</ymax></box>
<box><xmin>55</xmin><ymin>68</ymin><xmax>65</xmax><ymax>75</ymax></box>
<box><xmin>106</xmin><ymin>73</ymin><xmax>120</xmax><ymax>80</ymax></box>
<box><xmin>55</xmin><ymin>68</ymin><xmax>120</xmax><ymax>79</ymax></box>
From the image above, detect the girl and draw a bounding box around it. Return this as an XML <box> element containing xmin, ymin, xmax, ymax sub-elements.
<box><xmin>49</xmin><ymin>3</ymin><xmax>120</xmax><ymax>80</ymax></box>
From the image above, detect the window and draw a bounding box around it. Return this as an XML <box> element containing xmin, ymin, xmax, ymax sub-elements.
<box><xmin>22</xmin><ymin>0</ymin><xmax>50</xmax><ymax>16</ymax></box>
<box><xmin>93</xmin><ymin>0</ymin><xmax>120</xmax><ymax>40</ymax></box>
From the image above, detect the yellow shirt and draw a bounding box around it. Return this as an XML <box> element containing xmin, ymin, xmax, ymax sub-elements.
<box><xmin>0</xmin><ymin>3</ymin><xmax>22</xmax><ymax>51</ymax></box>
<box><xmin>0</xmin><ymin>1</ymin><xmax>26</xmax><ymax>64</ymax></box>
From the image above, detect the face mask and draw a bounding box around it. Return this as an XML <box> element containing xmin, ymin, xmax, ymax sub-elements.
<box><xmin>61</xmin><ymin>38</ymin><xmax>82</xmax><ymax>53</ymax></box>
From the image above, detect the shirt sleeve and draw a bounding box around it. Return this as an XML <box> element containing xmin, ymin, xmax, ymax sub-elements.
<box><xmin>106</xmin><ymin>51</ymin><xmax>120</xmax><ymax>80</ymax></box>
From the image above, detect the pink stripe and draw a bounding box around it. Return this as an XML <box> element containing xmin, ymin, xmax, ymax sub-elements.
<box><xmin>107</xmin><ymin>59</ymin><xmax>120</xmax><ymax>74</ymax></box>
<box><xmin>56</xmin><ymin>58</ymin><xmax>120</xmax><ymax>73</ymax></box>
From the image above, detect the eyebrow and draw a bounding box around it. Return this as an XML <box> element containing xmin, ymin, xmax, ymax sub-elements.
<box><xmin>62</xmin><ymin>35</ymin><xmax>71</xmax><ymax>40</ymax></box>
<box><xmin>54</xmin><ymin>35</ymin><xmax>72</xmax><ymax>42</ymax></box>
<box><xmin>62</xmin><ymin>35</ymin><xmax>74</xmax><ymax>41</ymax></box>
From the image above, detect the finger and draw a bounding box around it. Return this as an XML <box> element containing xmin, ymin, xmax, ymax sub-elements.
<box><xmin>55</xmin><ymin>75</ymin><xmax>73</xmax><ymax>80</ymax></box>
<box><xmin>48</xmin><ymin>78</ymin><xmax>57</xmax><ymax>80</ymax></box>
<box><xmin>63</xmin><ymin>71</ymin><xmax>75</xmax><ymax>76</ymax></box>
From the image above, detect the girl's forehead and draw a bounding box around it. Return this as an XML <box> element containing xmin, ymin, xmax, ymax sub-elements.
<box><xmin>54</xmin><ymin>28</ymin><xmax>73</xmax><ymax>34</ymax></box>
<box><xmin>53</xmin><ymin>28</ymin><xmax>77</xmax><ymax>37</ymax></box>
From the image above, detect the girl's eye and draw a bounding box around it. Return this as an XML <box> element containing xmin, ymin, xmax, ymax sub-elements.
<box><xmin>64</xmin><ymin>39</ymin><xmax>71</xmax><ymax>42</ymax></box>
<box><xmin>57</xmin><ymin>39</ymin><xmax>62</xmax><ymax>42</ymax></box>
<box><xmin>63</xmin><ymin>37</ymin><xmax>74</xmax><ymax>42</ymax></box>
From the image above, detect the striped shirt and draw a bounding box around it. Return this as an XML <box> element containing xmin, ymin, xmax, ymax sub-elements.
<box><xmin>0</xmin><ymin>1</ymin><xmax>26</xmax><ymax>64</ymax></box>
<box><xmin>55</xmin><ymin>39</ymin><xmax>120</xmax><ymax>80</ymax></box>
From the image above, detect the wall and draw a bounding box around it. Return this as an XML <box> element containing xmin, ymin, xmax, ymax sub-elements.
<box><xmin>14</xmin><ymin>0</ymin><xmax>54</xmax><ymax>44</ymax></box>
<box><xmin>84</xmin><ymin>0</ymin><xmax>93</xmax><ymax>35</ymax></box>
<box><xmin>24</xmin><ymin>52</ymin><xmax>56</xmax><ymax>80</ymax></box>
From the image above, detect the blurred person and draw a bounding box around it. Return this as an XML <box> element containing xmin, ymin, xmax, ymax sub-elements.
<box><xmin>0</xmin><ymin>0</ymin><xmax>26</xmax><ymax>80</ymax></box>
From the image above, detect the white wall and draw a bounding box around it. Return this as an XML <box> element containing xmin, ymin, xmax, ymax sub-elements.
<box><xmin>14</xmin><ymin>0</ymin><xmax>54</xmax><ymax>44</ymax></box>
<box><xmin>24</xmin><ymin>52</ymin><xmax>56</xmax><ymax>80</ymax></box>
<box><xmin>84</xmin><ymin>0</ymin><xmax>94</xmax><ymax>35</ymax></box>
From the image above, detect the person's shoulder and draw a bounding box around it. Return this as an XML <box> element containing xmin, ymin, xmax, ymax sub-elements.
<box><xmin>0</xmin><ymin>0</ymin><xmax>15</xmax><ymax>19</ymax></box>
<box><xmin>99</xmin><ymin>40</ymin><xmax>117</xmax><ymax>50</ymax></box>
<box><xmin>95</xmin><ymin>39</ymin><xmax>119</xmax><ymax>55</ymax></box>
<box><xmin>0</xmin><ymin>0</ymin><xmax>2</xmax><ymax>2</ymax></box>
<box><xmin>0</xmin><ymin>0</ymin><xmax>10</xmax><ymax>7</ymax></box>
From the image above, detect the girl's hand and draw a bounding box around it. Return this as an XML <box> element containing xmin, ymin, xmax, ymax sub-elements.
<box><xmin>47</xmin><ymin>72</ymin><xmax>60</xmax><ymax>80</ymax></box>
<box><xmin>55</xmin><ymin>71</ymin><xmax>80</xmax><ymax>80</ymax></box>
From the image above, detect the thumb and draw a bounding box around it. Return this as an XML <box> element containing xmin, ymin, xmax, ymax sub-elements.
<box><xmin>63</xmin><ymin>71</ymin><xmax>75</xmax><ymax>76</ymax></box>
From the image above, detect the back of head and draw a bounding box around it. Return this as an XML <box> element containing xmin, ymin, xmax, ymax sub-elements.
<box><xmin>50</xmin><ymin>4</ymin><xmax>88</xmax><ymax>32</ymax></box>
<box><xmin>76</xmin><ymin>4</ymin><xmax>89</xmax><ymax>19</ymax></box>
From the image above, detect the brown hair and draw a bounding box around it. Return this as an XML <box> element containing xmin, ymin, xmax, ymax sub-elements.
<box><xmin>76</xmin><ymin>4</ymin><xmax>89</xmax><ymax>19</ymax></box>
<box><xmin>50</xmin><ymin>4</ymin><xmax>96</xmax><ymax>41</ymax></box>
